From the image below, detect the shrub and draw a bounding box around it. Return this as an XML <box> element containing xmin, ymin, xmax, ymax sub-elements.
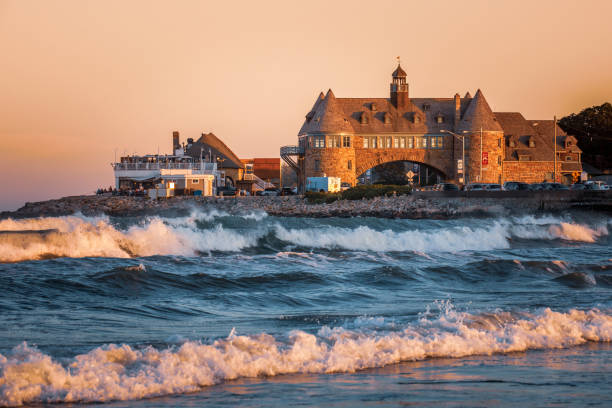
<box><xmin>340</xmin><ymin>184</ymin><xmax>411</xmax><ymax>200</ymax></box>
<box><xmin>304</xmin><ymin>191</ymin><xmax>339</xmax><ymax>204</ymax></box>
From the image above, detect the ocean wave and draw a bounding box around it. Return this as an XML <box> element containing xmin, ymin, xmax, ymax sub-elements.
<box><xmin>0</xmin><ymin>213</ymin><xmax>261</xmax><ymax>262</ymax></box>
<box><xmin>0</xmin><ymin>213</ymin><xmax>607</xmax><ymax>262</ymax></box>
<box><xmin>1</xmin><ymin>307</ymin><xmax>610</xmax><ymax>406</ymax></box>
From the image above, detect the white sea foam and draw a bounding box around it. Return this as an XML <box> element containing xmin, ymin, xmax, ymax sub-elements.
<box><xmin>0</xmin><ymin>213</ymin><xmax>262</xmax><ymax>262</ymax></box>
<box><xmin>1</xmin><ymin>307</ymin><xmax>610</xmax><ymax>406</ymax></box>
<box><xmin>0</xmin><ymin>213</ymin><xmax>607</xmax><ymax>262</ymax></box>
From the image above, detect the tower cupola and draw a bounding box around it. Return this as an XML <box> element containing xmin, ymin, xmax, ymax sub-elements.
<box><xmin>390</xmin><ymin>58</ymin><xmax>409</xmax><ymax>110</ymax></box>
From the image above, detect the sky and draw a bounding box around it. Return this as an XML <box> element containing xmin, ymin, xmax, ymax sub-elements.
<box><xmin>1</xmin><ymin>0</ymin><xmax>611</xmax><ymax>211</ymax></box>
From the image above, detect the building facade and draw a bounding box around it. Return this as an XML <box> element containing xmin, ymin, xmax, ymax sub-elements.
<box><xmin>283</xmin><ymin>64</ymin><xmax>582</xmax><ymax>188</ymax></box>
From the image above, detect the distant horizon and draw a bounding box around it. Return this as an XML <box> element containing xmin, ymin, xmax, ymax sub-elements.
<box><xmin>2</xmin><ymin>0</ymin><xmax>612</xmax><ymax>211</ymax></box>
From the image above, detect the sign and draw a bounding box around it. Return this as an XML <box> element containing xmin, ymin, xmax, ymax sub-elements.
<box><xmin>457</xmin><ymin>159</ymin><xmax>463</xmax><ymax>173</ymax></box>
<box><xmin>406</xmin><ymin>171</ymin><xmax>415</xmax><ymax>179</ymax></box>
<box><xmin>482</xmin><ymin>152</ymin><xmax>489</xmax><ymax>166</ymax></box>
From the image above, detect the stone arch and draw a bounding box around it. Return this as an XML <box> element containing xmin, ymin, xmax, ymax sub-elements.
<box><xmin>355</xmin><ymin>149</ymin><xmax>451</xmax><ymax>180</ymax></box>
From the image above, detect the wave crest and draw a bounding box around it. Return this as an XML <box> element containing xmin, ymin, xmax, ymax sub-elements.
<box><xmin>0</xmin><ymin>307</ymin><xmax>610</xmax><ymax>406</ymax></box>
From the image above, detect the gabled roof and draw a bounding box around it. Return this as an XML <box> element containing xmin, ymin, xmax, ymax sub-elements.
<box><xmin>496</xmin><ymin>112</ymin><xmax>580</xmax><ymax>161</ymax></box>
<box><xmin>458</xmin><ymin>89</ymin><xmax>503</xmax><ymax>132</ymax></box>
<box><xmin>185</xmin><ymin>132</ymin><xmax>243</xmax><ymax>169</ymax></box>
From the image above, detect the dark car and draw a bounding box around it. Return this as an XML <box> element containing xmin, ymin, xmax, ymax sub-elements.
<box><xmin>529</xmin><ymin>183</ymin><xmax>545</xmax><ymax>191</ymax></box>
<box><xmin>570</xmin><ymin>183</ymin><xmax>587</xmax><ymax>190</ymax></box>
<box><xmin>261</xmin><ymin>188</ymin><xmax>280</xmax><ymax>196</ymax></box>
<box><xmin>438</xmin><ymin>183</ymin><xmax>459</xmax><ymax>191</ymax></box>
<box><xmin>503</xmin><ymin>181</ymin><xmax>530</xmax><ymax>191</ymax></box>
<box><xmin>281</xmin><ymin>187</ymin><xmax>295</xmax><ymax>196</ymax></box>
<box><xmin>218</xmin><ymin>186</ymin><xmax>237</xmax><ymax>196</ymax></box>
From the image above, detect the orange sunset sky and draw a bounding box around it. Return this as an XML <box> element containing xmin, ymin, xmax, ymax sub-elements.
<box><xmin>1</xmin><ymin>0</ymin><xmax>611</xmax><ymax>210</ymax></box>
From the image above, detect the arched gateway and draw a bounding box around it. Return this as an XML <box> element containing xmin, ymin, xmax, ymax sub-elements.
<box><xmin>281</xmin><ymin>63</ymin><xmax>582</xmax><ymax>190</ymax></box>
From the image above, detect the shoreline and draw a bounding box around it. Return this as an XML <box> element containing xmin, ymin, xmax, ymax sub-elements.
<box><xmin>2</xmin><ymin>191</ymin><xmax>611</xmax><ymax>220</ymax></box>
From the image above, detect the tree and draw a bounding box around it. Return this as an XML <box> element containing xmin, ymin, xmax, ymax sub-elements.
<box><xmin>559</xmin><ymin>102</ymin><xmax>612</xmax><ymax>170</ymax></box>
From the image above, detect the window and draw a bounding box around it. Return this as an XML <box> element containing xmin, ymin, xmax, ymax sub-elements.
<box><xmin>414</xmin><ymin>115</ymin><xmax>421</xmax><ymax>124</ymax></box>
<box><xmin>407</xmin><ymin>136</ymin><xmax>414</xmax><ymax>148</ymax></box>
<box><xmin>498</xmin><ymin>156</ymin><xmax>501</xmax><ymax>165</ymax></box>
<box><xmin>528</xmin><ymin>138</ymin><xmax>535</xmax><ymax>148</ymax></box>
<box><xmin>328</xmin><ymin>135</ymin><xmax>341</xmax><ymax>148</ymax></box>
<box><xmin>416</xmin><ymin>136</ymin><xmax>427</xmax><ymax>148</ymax></box>
<box><xmin>343</xmin><ymin>136</ymin><xmax>351</xmax><ymax>147</ymax></box>
<box><xmin>371</xmin><ymin>137</ymin><xmax>378</xmax><ymax>148</ymax></box>
<box><xmin>363</xmin><ymin>137</ymin><xmax>369</xmax><ymax>148</ymax></box>
<box><xmin>566</xmin><ymin>156</ymin><xmax>572</xmax><ymax>161</ymax></box>
<box><xmin>393</xmin><ymin>137</ymin><xmax>399</xmax><ymax>148</ymax></box>
<box><xmin>360</xmin><ymin>112</ymin><xmax>368</xmax><ymax>124</ymax></box>
<box><xmin>192</xmin><ymin>179</ymin><xmax>199</xmax><ymax>184</ymax></box>
<box><xmin>348</xmin><ymin>160</ymin><xmax>352</xmax><ymax>170</ymax></box>
<box><xmin>371</xmin><ymin>103</ymin><xmax>377</xmax><ymax>111</ymax></box>
<box><xmin>314</xmin><ymin>135</ymin><xmax>325</xmax><ymax>148</ymax></box>
<box><xmin>314</xmin><ymin>160</ymin><xmax>320</xmax><ymax>171</ymax></box>
<box><xmin>422</xmin><ymin>104</ymin><xmax>431</xmax><ymax>111</ymax></box>
<box><xmin>498</xmin><ymin>138</ymin><xmax>502</xmax><ymax>148</ymax></box>
<box><xmin>400</xmin><ymin>137</ymin><xmax>406</xmax><ymax>148</ymax></box>
<box><xmin>435</xmin><ymin>115</ymin><xmax>444</xmax><ymax>124</ymax></box>
<box><xmin>386</xmin><ymin>137</ymin><xmax>392</xmax><ymax>148</ymax></box>
<box><xmin>384</xmin><ymin>113</ymin><xmax>392</xmax><ymax>124</ymax></box>
<box><xmin>430</xmin><ymin>136</ymin><xmax>443</xmax><ymax>148</ymax></box>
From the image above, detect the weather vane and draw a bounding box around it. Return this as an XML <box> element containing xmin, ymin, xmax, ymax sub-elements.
<box><xmin>397</xmin><ymin>56</ymin><xmax>401</xmax><ymax>65</ymax></box>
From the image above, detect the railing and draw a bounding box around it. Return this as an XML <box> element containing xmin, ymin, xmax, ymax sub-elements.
<box><xmin>113</xmin><ymin>162</ymin><xmax>217</xmax><ymax>171</ymax></box>
<box><xmin>243</xmin><ymin>173</ymin><xmax>274</xmax><ymax>189</ymax></box>
<box><xmin>280</xmin><ymin>145</ymin><xmax>303</xmax><ymax>155</ymax></box>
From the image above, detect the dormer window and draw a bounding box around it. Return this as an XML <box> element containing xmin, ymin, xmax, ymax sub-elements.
<box><xmin>371</xmin><ymin>103</ymin><xmax>377</xmax><ymax>111</ymax></box>
<box><xmin>414</xmin><ymin>114</ymin><xmax>421</xmax><ymax>124</ymax></box>
<box><xmin>435</xmin><ymin>113</ymin><xmax>444</xmax><ymax>124</ymax></box>
<box><xmin>384</xmin><ymin>112</ymin><xmax>392</xmax><ymax>124</ymax></box>
<box><xmin>528</xmin><ymin>137</ymin><xmax>535</xmax><ymax>148</ymax></box>
<box><xmin>422</xmin><ymin>103</ymin><xmax>431</xmax><ymax>111</ymax></box>
<box><xmin>360</xmin><ymin>112</ymin><xmax>369</xmax><ymax>124</ymax></box>
<box><xmin>509</xmin><ymin>138</ymin><xmax>516</xmax><ymax>148</ymax></box>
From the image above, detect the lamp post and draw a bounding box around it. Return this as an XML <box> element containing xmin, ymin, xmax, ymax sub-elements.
<box><xmin>441</xmin><ymin>130</ymin><xmax>469</xmax><ymax>185</ymax></box>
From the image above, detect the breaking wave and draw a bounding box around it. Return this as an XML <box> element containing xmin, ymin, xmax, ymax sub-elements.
<box><xmin>0</xmin><ymin>213</ymin><xmax>607</xmax><ymax>262</ymax></box>
<box><xmin>1</xmin><ymin>306</ymin><xmax>610</xmax><ymax>406</ymax></box>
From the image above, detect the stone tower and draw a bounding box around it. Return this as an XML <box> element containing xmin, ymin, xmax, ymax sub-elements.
<box><xmin>303</xmin><ymin>89</ymin><xmax>356</xmax><ymax>185</ymax></box>
<box><xmin>390</xmin><ymin>63</ymin><xmax>409</xmax><ymax>110</ymax></box>
<box><xmin>458</xmin><ymin>89</ymin><xmax>504</xmax><ymax>184</ymax></box>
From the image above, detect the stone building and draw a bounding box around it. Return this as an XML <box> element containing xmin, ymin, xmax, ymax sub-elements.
<box><xmin>282</xmin><ymin>64</ymin><xmax>582</xmax><ymax>188</ymax></box>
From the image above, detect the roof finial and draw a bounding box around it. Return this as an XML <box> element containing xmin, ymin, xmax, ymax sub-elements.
<box><xmin>396</xmin><ymin>56</ymin><xmax>401</xmax><ymax>65</ymax></box>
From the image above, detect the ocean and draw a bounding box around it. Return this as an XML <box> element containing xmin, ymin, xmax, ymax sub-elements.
<box><xmin>0</xmin><ymin>210</ymin><xmax>611</xmax><ymax>407</ymax></box>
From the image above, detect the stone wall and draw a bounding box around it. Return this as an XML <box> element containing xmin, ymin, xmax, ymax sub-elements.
<box><xmin>304</xmin><ymin>146</ymin><xmax>356</xmax><ymax>185</ymax></box>
<box><xmin>502</xmin><ymin>161</ymin><xmax>558</xmax><ymax>183</ymax></box>
<box><xmin>466</xmin><ymin>131</ymin><xmax>504</xmax><ymax>184</ymax></box>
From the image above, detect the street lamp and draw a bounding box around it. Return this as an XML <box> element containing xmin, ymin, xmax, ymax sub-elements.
<box><xmin>441</xmin><ymin>129</ymin><xmax>470</xmax><ymax>185</ymax></box>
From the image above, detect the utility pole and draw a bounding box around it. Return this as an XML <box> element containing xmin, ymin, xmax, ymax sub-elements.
<box><xmin>553</xmin><ymin>116</ymin><xmax>557</xmax><ymax>182</ymax></box>
<box><xmin>480</xmin><ymin>126</ymin><xmax>483</xmax><ymax>182</ymax></box>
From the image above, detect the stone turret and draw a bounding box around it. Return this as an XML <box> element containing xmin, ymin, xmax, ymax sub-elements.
<box><xmin>459</xmin><ymin>89</ymin><xmax>504</xmax><ymax>183</ymax></box>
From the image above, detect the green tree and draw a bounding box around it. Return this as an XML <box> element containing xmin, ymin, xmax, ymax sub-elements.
<box><xmin>559</xmin><ymin>102</ymin><xmax>612</xmax><ymax>170</ymax></box>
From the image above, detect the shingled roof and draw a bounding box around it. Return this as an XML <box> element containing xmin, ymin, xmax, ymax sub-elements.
<box><xmin>185</xmin><ymin>132</ymin><xmax>243</xmax><ymax>169</ymax></box>
<box><xmin>495</xmin><ymin>113</ymin><xmax>578</xmax><ymax>161</ymax></box>
<box><xmin>298</xmin><ymin>94</ymin><xmax>474</xmax><ymax>134</ymax></box>
<box><xmin>458</xmin><ymin>89</ymin><xmax>503</xmax><ymax>132</ymax></box>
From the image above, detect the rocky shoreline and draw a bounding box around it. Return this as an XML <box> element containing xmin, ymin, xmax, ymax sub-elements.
<box><xmin>2</xmin><ymin>191</ymin><xmax>611</xmax><ymax>220</ymax></box>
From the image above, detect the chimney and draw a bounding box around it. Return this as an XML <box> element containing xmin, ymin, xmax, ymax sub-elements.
<box><xmin>172</xmin><ymin>131</ymin><xmax>180</xmax><ymax>154</ymax></box>
<box><xmin>454</xmin><ymin>93</ymin><xmax>461</xmax><ymax>129</ymax></box>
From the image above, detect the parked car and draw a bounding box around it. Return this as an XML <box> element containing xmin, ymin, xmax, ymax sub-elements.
<box><xmin>281</xmin><ymin>187</ymin><xmax>295</xmax><ymax>196</ymax></box>
<box><xmin>437</xmin><ymin>183</ymin><xmax>459</xmax><ymax>191</ymax></box>
<box><xmin>570</xmin><ymin>183</ymin><xmax>587</xmax><ymax>190</ymax></box>
<box><xmin>484</xmin><ymin>183</ymin><xmax>502</xmax><ymax>191</ymax></box>
<box><xmin>503</xmin><ymin>181</ymin><xmax>530</xmax><ymax>191</ymax></box>
<box><xmin>261</xmin><ymin>187</ymin><xmax>280</xmax><ymax>196</ymax></box>
<box><xmin>544</xmin><ymin>183</ymin><xmax>569</xmax><ymax>190</ymax></box>
<box><xmin>529</xmin><ymin>183</ymin><xmax>545</xmax><ymax>191</ymax></box>
<box><xmin>218</xmin><ymin>186</ymin><xmax>237</xmax><ymax>196</ymax></box>
<box><xmin>585</xmin><ymin>181</ymin><xmax>609</xmax><ymax>190</ymax></box>
<box><xmin>465</xmin><ymin>183</ymin><xmax>485</xmax><ymax>191</ymax></box>
<box><xmin>340</xmin><ymin>182</ymin><xmax>351</xmax><ymax>191</ymax></box>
